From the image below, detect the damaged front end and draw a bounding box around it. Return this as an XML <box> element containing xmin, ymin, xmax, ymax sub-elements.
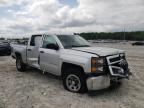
<box><xmin>86</xmin><ymin>53</ymin><xmax>132</xmax><ymax>91</ymax></box>
<box><xmin>106</xmin><ymin>54</ymin><xmax>132</xmax><ymax>81</ymax></box>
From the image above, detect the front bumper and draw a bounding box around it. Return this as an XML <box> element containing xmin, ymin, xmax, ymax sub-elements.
<box><xmin>0</xmin><ymin>49</ymin><xmax>5</xmax><ymax>55</ymax></box>
<box><xmin>0</xmin><ymin>48</ymin><xmax>11</xmax><ymax>55</ymax></box>
<box><xmin>87</xmin><ymin>76</ymin><xmax>110</xmax><ymax>90</ymax></box>
<box><xmin>86</xmin><ymin>69</ymin><xmax>131</xmax><ymax>91</ymax></box>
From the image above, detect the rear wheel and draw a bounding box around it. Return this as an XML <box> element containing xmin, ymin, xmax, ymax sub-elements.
<box><xmin>16</xmin><ymin>57</ymin><xmax>26</xmax><ymax>72</ymax></box>
<box><xmin>62</xmin><ymin>68</ymin><xmax>88</xmax><ymax>93</ymax></box>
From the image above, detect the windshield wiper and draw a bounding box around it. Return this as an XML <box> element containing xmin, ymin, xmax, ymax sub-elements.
<box><xmin>65</xmin><ymin>45</ymin><xmax>90</xmax><ymax>49</ymax></box>
<box><xmin>71</xmin><ymin>45</ymin><xmax>90</xmax><ymax>47</ymax></box>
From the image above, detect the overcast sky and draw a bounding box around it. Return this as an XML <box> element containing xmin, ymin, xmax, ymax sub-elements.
<box><xmin>0</xmin><ymin>0</ymin><xmax>144</xmax><ymax>37</ymax></box>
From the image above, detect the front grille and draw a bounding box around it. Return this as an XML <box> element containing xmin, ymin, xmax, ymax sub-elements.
<box><xmin>106</xmin><ymin>54</ymin><xmax>129</xmax><ymax>77</ymax></box>
<box><xmin>109</xmin><ymin>57</ymin><xmax>121</xmax><ymax>63</ymax></box>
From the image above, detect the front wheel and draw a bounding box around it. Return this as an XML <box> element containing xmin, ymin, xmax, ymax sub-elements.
<box><xmin>62</xmin><ymin>68</ymin><xmax>88</xmax><ymax>93</ymax></box>
<box><xmin>16</xmin><ymin>57</ymin><xmax>26</xmax><ymax>72</ymax></box>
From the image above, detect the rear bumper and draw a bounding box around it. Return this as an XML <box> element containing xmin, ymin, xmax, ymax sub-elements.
<box><xmin>86</xmin><ymin>76</ymin><xmax>110</xmax><ymax>90</ymax></box>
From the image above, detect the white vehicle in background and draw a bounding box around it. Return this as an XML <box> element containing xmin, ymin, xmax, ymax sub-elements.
<box><xmin>11</xmin><ymin>34</ymin><xmax>131</xmax><ymax>93</ymax></box>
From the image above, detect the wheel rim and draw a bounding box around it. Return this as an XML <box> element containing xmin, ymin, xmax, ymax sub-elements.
<box><xmin>66</xmin><ymin>74</ymin><xmax>81</xmax><ymax>92</ymax></box>
<box><xmin>17</xmin><ymin>59</ymin><xmax>21</xmax><ymax>69</ymax></box>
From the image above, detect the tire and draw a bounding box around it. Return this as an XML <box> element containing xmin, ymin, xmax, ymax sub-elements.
<box><xmin>16</xmin><ymin>57</ymin><xmax>26</xmax><ymax>72</ymax></box>
<box><xmin>62</xmin><ymin>68</ymin><xmax>88</xmax><ymax>93</ymax></box>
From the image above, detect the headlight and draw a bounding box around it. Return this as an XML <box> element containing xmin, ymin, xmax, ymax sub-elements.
<box><xmin>91</xmin><ymin>57</ymin><xmax>104</xmax><ymax>64</ymax></box>
<box><xmin>120</xmin><ymin>53</ymin><xmax>124</xmax><ymax>56</ymax></box>
<box><xmin>120</xmin><ymin>53</ymin><xmax>125</xmax><ymax>59</ymax></box>
<box><xmin>91</xmin><ymin>57</ymin><xmax>104</xmax><ymax>73</ymax></box>
<box><xmin>97</xmin><ymin>67</ymin><xmax>104</xmax><ymax>72</ymax></box>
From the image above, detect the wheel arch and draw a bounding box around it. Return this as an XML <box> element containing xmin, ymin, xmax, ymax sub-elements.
<box><xmin>15</xmin><ymin>52</ymin><xmax>22</xmax><ymax>59</ymax></box>
<box><xmin>61</xmin><ymin>62</ymin><xmax>85</xmax><ymax>77</ymax></box>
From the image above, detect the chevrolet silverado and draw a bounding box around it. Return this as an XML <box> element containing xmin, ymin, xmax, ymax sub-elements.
<box><xmin>11</xmin><ymin>34</ymin><xmax>131</xmax><ymax>93</ymax></box>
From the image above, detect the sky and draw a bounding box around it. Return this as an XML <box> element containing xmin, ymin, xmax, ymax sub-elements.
<box><xmin>0</xmin><ymin>0</ymin><xmax>144</xmax><ymax>37</ymax></box>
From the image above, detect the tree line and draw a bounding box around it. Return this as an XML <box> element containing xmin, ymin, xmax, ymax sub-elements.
<box><xmin>1</xmin><ymin>31</ymin><xmax>144</xmax><ymax>41</ymax></box>
<box><xmin>75</xmin><ymin>31</ymin><xmax>144</xmax><ymax>41</ymax></box>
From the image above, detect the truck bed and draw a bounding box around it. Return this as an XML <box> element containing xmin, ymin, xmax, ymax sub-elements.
<box><xmin>11</xmin><ymin>44</ymin><xmax>27</xmax><ymax>63</ymax></box>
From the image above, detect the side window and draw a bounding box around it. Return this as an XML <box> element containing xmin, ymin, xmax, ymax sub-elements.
<box><xmin>30</xmin><ymin>36</ymin><xmax>35</xmax><ymax>46</ymax></box>
<box><xmin>30</xmin><ymin>35</ymin><xmax>42</xmax><ymax>46</ymax></box>
<box><xmin>42</xmin><ymin>35</ymin><xmax>57</xmax><ymax>48</ymax></box>
<box><xmin>34</xmin><ymin>36</ymin><xmax>42</xmax><ymax>47</ymax></box>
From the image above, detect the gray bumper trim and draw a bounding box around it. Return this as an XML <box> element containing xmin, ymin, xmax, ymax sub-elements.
<box><xmin>86</xmin><ymin>76</ymin><xmax>110</xmax><ymax>90</ymax></box>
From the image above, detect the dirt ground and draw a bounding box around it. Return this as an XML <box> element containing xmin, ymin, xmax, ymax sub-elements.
<box><xmin>0</xmin><ymin>42</ymin><xmax>144</xmax><ymax>108</ymax></box>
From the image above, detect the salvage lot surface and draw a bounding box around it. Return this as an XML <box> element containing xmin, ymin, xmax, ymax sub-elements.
<box><xmin>0</xmin><ymin>43</ymin><xmax>144</xmax><ymax>108</ymax></box>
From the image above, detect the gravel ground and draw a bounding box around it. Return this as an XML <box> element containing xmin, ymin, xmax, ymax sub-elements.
<box><xmin>0</xmin><ymin>42</ymin><xmax>144</xmax><ymax>108</ymax></box>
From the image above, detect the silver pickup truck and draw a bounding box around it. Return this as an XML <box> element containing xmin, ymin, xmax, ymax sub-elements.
<box><xmin>11</xmin><ymin>34</ymin><xmax>131</xmax><ymax>93</ymax></box>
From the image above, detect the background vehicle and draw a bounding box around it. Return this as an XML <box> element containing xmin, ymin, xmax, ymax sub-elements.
<box><xmin>11</xmin><ymin>34</ymin><xmax>131</xmax><ymax>93</ymax></box>
<box><xmin>132</xmin><ymin>41</ymin><xmax>144</xmax><ymax>46</ymax></box>
<box><xmin>0</xmin><ymin>42</ymin><xmax>11</xmax><ymax>56</ymax></box>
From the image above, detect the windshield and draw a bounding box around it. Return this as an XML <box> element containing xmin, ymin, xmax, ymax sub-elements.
<box><xmin>57</xmin><ymin>35</ymin><xmax>90</xmax><ymax>48</ymax></box>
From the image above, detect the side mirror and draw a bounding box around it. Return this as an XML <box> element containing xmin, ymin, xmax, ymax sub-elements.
<box><xmin>46</xmin><ymin>43</ymin><xmax>59</xmax><ymax>50</ymax></box>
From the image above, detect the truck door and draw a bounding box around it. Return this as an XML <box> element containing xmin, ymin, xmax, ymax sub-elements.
<box><xmin>27</xmin><ymin>35</ymin><xmax>42</xmax><ymax>68</ymax></box>
<box><xmin>39</xmin><ymin>35</ymin><xmax>60</xmax><ymax>75</ymax></box>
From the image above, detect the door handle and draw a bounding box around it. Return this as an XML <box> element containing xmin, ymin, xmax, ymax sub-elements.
<box><xmin>27</xmin><ymin>49</ymin><xmax>31</xmax><ymax>51</ymax></box>
<box><xmin>40</xmin><ymin>51</ymin><xmax>44</xmax><ymax>53</ymax></box>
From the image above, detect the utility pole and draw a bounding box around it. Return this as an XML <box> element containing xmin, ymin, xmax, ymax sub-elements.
<box><xmin>123</xmin><ymin>26</ymin><xmax>126</xmax><ymax>41</ymax></box>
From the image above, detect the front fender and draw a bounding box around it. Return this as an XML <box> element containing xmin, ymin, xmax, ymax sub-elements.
<box><xmin>60</xmin><ymin>54</ymin><xmax>91</xmax><ymax>73</ymax></box>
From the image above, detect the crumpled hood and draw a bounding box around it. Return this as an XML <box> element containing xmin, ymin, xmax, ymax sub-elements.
<box><xmin>72</xmin><ymin>47</ymin><xmax>125</xmax><ymax>56</ymax></box>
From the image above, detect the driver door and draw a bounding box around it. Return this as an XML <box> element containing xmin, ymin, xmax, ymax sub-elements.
<box><xmin>39</xmin><ymin>35</ymin><xmax>60</xmax><ymax>75</ymax></box>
